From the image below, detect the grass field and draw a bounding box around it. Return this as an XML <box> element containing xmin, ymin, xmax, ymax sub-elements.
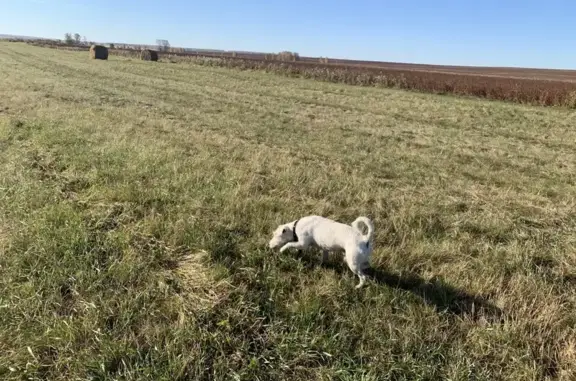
<box><xmin>1</xmin><ymin>42</ymin><xmax>576</xmax><ymax>380</ymax></box>
<box><xmin>24</xmin><ymin>41</ymin><xmax>576</xmax><ymax>107</ymax></box>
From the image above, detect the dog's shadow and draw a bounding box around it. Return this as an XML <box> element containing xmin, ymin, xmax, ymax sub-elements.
<box><xmin>364</xmin><ymin>267</ymin><xmax>503</xmax><ymax>320</ymax></box>
<box><xmin>298</xmin><ymin>251</ymin><xmax>503</xmax><ymax>321</ymax></box>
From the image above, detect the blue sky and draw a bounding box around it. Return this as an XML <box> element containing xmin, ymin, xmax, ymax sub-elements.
<box><xmin>2</xmin><ymin>0</ymin><xmax>575</xmax><ymax>68</ymax></box>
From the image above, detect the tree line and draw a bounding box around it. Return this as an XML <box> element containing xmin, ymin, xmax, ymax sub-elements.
<box><xmin>64</xmin><ymin>33</ymin><xmax>171</xmax><ymax>52</ymax></box>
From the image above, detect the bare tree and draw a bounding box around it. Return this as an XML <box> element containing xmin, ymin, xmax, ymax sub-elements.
<box><xmin>74</xmin><ymin>33</ymin><xmax>81</xmax><ymax>44</ymax></box>
<box><xmin>156</xmin><ymin>39</ymin><xmax>170</xmax><ymax>52</ymax></box>
<box><xmin>64</xmin><ymin>33</ymin><xmax>74</xmax><ymax>45</ymax></box>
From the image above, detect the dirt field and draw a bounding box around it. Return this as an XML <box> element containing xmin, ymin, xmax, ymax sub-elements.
<box><xmin>1</xmin><ymin>42</ymin><xmax>576</xmax><ymax>380</ymax></box>
<box><xmin>297</xmin><ymin>57</ymin><xmax>576</xmax><ymax>82</ymax></box>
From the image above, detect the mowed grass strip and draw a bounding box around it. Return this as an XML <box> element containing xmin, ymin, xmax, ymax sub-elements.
<box><xmin>0</xmin><ymin>42</ymin><xmax>576</xmax><ymax>380</ymax></box>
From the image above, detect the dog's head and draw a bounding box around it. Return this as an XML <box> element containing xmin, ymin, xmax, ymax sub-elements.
<box><xmin>268</xmin><ymin>223</ymin><xmax>294</xmax><ymax>250</ymax></box>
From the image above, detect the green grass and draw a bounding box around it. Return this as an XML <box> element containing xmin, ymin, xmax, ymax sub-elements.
<box><xmin>1</xmin><ymin>42</ymin><xmax>576</xmax><ymax>380</ymax></box>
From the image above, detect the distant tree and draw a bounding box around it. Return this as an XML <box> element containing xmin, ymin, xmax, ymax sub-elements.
<box><xmin>156</xmin><ymin>39</ymin><xmax>170</xmax><ymax>52</ymax></box>
<box><xmin>82</xmin><ymin>36</ymin><xmax>87</xmax><ymax>45</ymax></box>
<box><xmin>74</xmin><ymin>33</ymin><xmax>81</xmax><ymax>44</ymax></box>
<box><xmin>109</xmin><ymin>43</ymin><xmax>115</xmax><ymax>49</ymax></box>
<box><xmin>277</xmin><ymin>51</ymin><xmax>300</xmax><ymax>62</ymax></box>
<box><xmin>64</xmin><ymin>33</ymin><xmax>74</xmax><ymax>45</ymax></box>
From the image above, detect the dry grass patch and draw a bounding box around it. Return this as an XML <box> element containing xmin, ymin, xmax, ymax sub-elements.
<box><xmin>170</xmin><ymin>250</ymin><xmax>233</xmax><ymax>313</ymax></box>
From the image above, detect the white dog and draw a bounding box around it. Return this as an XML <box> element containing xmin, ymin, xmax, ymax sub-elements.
<box><xmin>268</xmin><ymin>215</ymin><xmax>374</xmax><ymax>288</ymax></box>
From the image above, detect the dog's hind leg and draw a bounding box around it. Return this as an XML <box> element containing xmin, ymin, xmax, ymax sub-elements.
<box><xmin>344</xmin><ymin>253</ymin><xmax>368</xmax><ymax>289</ymax></box>
<box><xmin>355</xmin><ymin>271</ymin><xmax>368</xmax><ymax>289</ymax></box>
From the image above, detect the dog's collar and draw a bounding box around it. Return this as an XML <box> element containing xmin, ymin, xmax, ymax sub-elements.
<box><xmin>292</xmin><ymin>219</ymin><xmax>299</xmax><ymax>242</ymax></box>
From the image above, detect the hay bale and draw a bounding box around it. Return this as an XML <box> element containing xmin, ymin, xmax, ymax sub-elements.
<box><xmin>90</xmin><ymin>45</ymin><xmax>108</xmax><ymax>60</ymax></box>
<box><xmin>140</xmin><ymin>49</ymin><xmax>158</xmax><ymax>61</ymax></box>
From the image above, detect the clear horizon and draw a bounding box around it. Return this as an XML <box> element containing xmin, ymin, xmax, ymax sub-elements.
<box><xmin>3</xmin><ymin>0</ymin><xmax>576</xmax><ymax>70</ymax></box>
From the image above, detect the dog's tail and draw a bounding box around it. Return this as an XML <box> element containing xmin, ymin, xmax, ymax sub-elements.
<box><xmin>352</xmin><ymin>216</ymin><xmax>374</xmax><ymax>242</ymax></box>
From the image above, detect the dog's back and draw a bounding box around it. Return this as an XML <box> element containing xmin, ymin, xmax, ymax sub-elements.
<box><xmin>298</xmin><ymin>215</ymin><xmax>366</xmax><ymax>251</ymax></box>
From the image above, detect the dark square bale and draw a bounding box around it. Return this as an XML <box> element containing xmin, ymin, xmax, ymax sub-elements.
<box><xmin>90</xmin><ymin>45</ymin><xmax>109</xmax><ymax>60</ymax></box>
<box><xmin>140</xmin><ymin>49</ymin><xmax>159</xmax><ymax>62</ymax></box>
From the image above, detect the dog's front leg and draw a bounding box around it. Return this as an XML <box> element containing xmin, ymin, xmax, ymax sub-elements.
<box><xmin>321</xmin><ymin>250</ymin><xmax>329</xmax><ymax>263</ymax></box>
<box><xmin>279</xmin><ymin>241</ymin><xmax>306</xmax><ymax>253</ymax></box>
